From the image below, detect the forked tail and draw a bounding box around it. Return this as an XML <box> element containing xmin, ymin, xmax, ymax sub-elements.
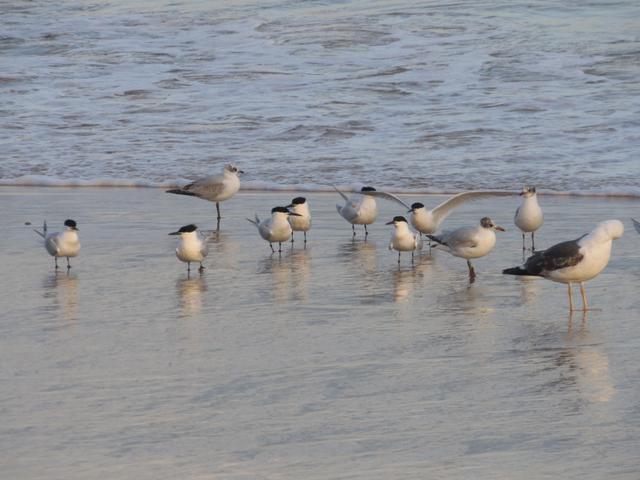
<box><xmin>33</xmin><ymin>220</ymin><xmax>47</xmax><ymax>238</ymax></box>
<box><xmin>246</xmin><ymin>214</ymin><xmax>260</xmax><ymax>227</ymax></box>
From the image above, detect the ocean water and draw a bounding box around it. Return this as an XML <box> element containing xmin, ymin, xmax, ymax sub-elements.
<box><xmin>1</xmin><ymin>0</ymin><xmax>639</xmax><ymax>195</ymax></box>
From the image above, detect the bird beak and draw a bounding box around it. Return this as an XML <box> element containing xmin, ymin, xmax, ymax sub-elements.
<box><xmin>407</xmin><ymin>209</ymin><xmax>413</xmax><ymax>213</ymax></box>
<box><xmin>168</xmin><ymin>231</ymin><xmax>180</xmax><ymax>235</ymax></box>
<box><xmin>238</xmin><ymin>170</ymin><xmax>245</xmax><ymax>174</ymax></box>
<box><xmin>72</xmin><ymin>227</ymin><xmax>79</xmax><ymax>231</ymax></box>
<box><xmin>494</xmin><ymin>226</ymin><xmax>505</xmax><ymax>232</ymax></box>
<box><xmin>288</xmin><ymin>212</ymin><xmax>302</xmax><ymax>217</ymax></box>
<box><xmin>385</xmin><ymin>220</ymin><xmax>394</xmax><ymax>225</ymax></box>
<box><xmin>519</xmin><ymin>191</ymin><xmax>525</xmax><ymax>196</ymax></box>
<box><xmin>285</xmin><ymin>204</ymin><xmax>293</xmax><ymax>209</ymax></box>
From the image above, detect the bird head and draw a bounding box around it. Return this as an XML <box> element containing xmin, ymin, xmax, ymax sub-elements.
<box><xmin>360</xmin><ymin>186</ymin><xmax>377</xmax><ymax>193</ymax></box>
<box><xmin>64</xmin><ymin>219</ymin><xmax>79</xmax><ymax>231</ymax></box>
<box><xmin>286</xmin><ymin>197</ymin><xmax>306</xmax><ymax>208</ymax></box>
<box><xmin>408</xmin><ymin>202</ymin><xmax>425</xmax><ymax>213</ymax></box>
<box><xmin>169</xmin><ymin>224</ymin><xmax>198</xmax><ymax>235</ymax></box>
<box><xmin>480</xmin><ymin>217</ymin><xmax>505</xmax><ymax>232</ymax></box>
<box><xmin>519</xmin><ymin>186</ymin><xmax>536</xmax><ymax>197</ymax></box>
<box><xmin>386</xmin><ymin>216</ymin><xmax>408</xmax><ymax>226</ymax></box>
<box><xmin>224</xmin><ymin>163</ymin><xmax>244</xmax><ymax>174</ymax></box>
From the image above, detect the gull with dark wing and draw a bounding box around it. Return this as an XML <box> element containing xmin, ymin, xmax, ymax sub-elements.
<box><xmin>503</xmin><ymin>220</ymin><xmax>624</xmax><ymax>311</ymax></box>
<box><xmin>426</xmin><ymin>217</ymin><xmax>505</xmax><ymax>282</ymax></box>
<box><xmin>166</xmin><ymin>163</ymin><xmax>243</xmax><ymax>227</ymax></box>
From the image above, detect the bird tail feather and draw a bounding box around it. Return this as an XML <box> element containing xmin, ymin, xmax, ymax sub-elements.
<box><xmin>425</xmin><ymin>234</ymin><xmax>446</xmax><ymax>246</ymax></box>
<box><xmin>166</xmin><ymin>188</ymin><xmax>198</xmax><ymax>197</ymax></box>
<box><xmin>33</xmin><ymin>220</ymin><xmax>46</xmax><ymax>238</ymax></box>
<box><xmin>246</xmin><ymin>214</ymin><xmax>260</xmax><ymax>227</ymax></box>
<box><xmin>502</xmin><ymin>266</ymin><xmax>529</xmax><ymax>275</ymax></box>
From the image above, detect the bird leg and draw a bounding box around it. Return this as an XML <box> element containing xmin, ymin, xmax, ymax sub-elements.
<box><xmin>411</xmin><ymin>251</ymin><xmax>415</xmax><ymax>264</ymax></box>
<box><xmin>531</xmin><ymin>232</ymin><xmax>536</xmax><ymax>252</ymax></box>
<box><xmin>397</xmin><ymin>252</ymin><xmax>401</xmax><ymax>265</ymax></box>
<box><xmin>290</xmin><ymin>233</ymin><xmax>294</xmax><ymax>243</ymax></box>
<box><xmin>269</xmin><ymin>243</ymin><xmax>275</xmax><ymax>253</ymax></box>
<box><xmin>54</xmin><ymin>257</ymin><xmax>59</xmax><ymax>269</ymax></box>
<box><xmin>467</xmin><ymin>260</ymin><xmax>476</xmax><ymax>282</ymax></box>
<box><xmin>303</xmin><ymin>231</ymin><xmax>307</xmax><ymax>244</ymax></box>
<box><xmin>364</xmin><ymin>225</ymin><xmax>369</xmax><ymax>237</ymax></box>
<box><xmin>568</xmin><ymin>283</ymin><xmax>575</xmax><ymax>311</ymax></box>
<box><xmin>278</xmin><ymin>242</ymin><xmax>282</xmax><ymax>253</ymax></box>
<box><xmin>579</xmin><ymin>282</ymin><xmax>589</xmax><ymax>311</ymax></box>
<box><xmin>216</xmin><ymin>202</ymin><xmax>221</xmax><ymax>222</ymax></box>
<box><xmin>352</xmin><ymin>224</ymin><xmax>356</xmax><ymax>237</ymax></box>
<box><xmin>522</xmin><ymin>233</ymin><xmax>526</xmax><ymax>252</ymax></box>
<box><xmin>187</xmin><ymin>262</ymin><xmax>191</xmax><ymax>273</ymax></box>
<box><xmin>66</xmin><ymin>257</ymin><xmax>71</xmax><ymax>270</ymax></box>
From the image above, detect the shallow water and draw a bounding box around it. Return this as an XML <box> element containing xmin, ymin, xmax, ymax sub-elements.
<box><xmin>1</xmin><ymin>1</ymin><xmax>640</xmax><ymax>194</ymax></box>
<box><xmin>1</xmin><ymin>188</ymin><xmax>640</xmax><ymax>478</ymax></box>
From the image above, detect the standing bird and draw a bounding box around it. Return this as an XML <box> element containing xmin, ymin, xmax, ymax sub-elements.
<box><xmin>34</xmin><ymin>219</ymin><xmax>81</xmax><ymax>269</ymax></box>
<box><xmin>514</xmin><ymin>186</ymin><xmax>543</xmax><ymax>252</ymax></box>
<box><xmin>334</xmin><ymin>186</ymin><xmax>407</xmax><ymax>238</ymax></box>
<box><xmin>166</xmin><ymin>164</ymin><xmax>243</xmax><ymax>227</ymax></box>
<box><xmin>169</xmin><ymin>224</ymin><xmax>209</xmax><ymax>273</ymax></box>
<box><xmin>248</xmin><ymin>206</ymin><xmax>301</xmax><ymax>253</ymax></box>
<box><xmin>426</xmin><ymin>217</ymin><xmax>505</xmax><ymax>282</ymax></box>
<box><xmin>503</xmin><ymin>220</ymin><xmax>624</xmax><ymax>312</ymax></box>
<box><xmin>286</xmin><ymin>197</ymin><xmax>311</xmax><ymax>244</ymax></box>
<box><xmin>386</xmin><ymin>216</ymin><xmax>423</xmax><ymax>264</ymax></box>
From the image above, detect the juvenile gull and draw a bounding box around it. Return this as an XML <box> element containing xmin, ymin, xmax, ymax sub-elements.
<box><xmin>166</xmin><ymin>163</ymin><xmax>243</xmax><ymax>227</ymax></box>
<box><xmin>514</xmin><ymin>186</ymin><xmax>543</xmax><ymax>252</ymax></box>
<box><xmin>33</xmin><ymin>219</ymin><xmax>81</xmax><ymax>270</ymax></box>
<box><xmin>503</xmin><ymin>220</ymin><xmax>624</xmax><ymax>311</ymax></box>
<box><xmin>426</xmin><ymin>217</ymin><xmax>505</xmax><ymax>282</ymax></box>
<box><xmin>169</xmin><ymin>224</ymin><xmax>209</xmax><ymax>273</ymax></box>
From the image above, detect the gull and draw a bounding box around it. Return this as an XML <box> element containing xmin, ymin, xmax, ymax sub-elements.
<box><xmin>632</xmin><ymin>218</ymin><xmax>640</xmax><ymax>234</ymax></box>
<box><xmin>334</xmin><ymin>186</ymin><xmax>407</xmax><ymax>238</ymax></box>
<box><xmin>503</xmin><ymin>220</ymin><xmax>624</xmax><ymax>311</ymax></box>
<box><xmin>386</xmin><ymin>216</ymin><xmax>423</xmax><ymax>264</ymax></box>
<box><xmin>286</xmin><ymin>197</ymin><xmax>311</xmax><ymax>244</ymax></box>
<box><xmin>166</xmin><ymin>163</ymin><xmax>243</xmax><ymax>226</ymax></box>
<box><xmin>514</xmin><ymin>186</ymin><xmax>543</xmax><ymax>252</ymax></box>
<box><xmin>33</xmin><ymin>219</ymin><xmax>81</xmax><ymax>269</ymax></box>
<box><xmin>248</xmin><ymin>206</ymin><xmax>301</xmax><ymax>253</ymax></box>
<box><xmin>169</xmin><ymin>224</ymin><xmax>209</xmax><ymax>273</ymax></box>
<box><xmin>426</xmin><ymin>217</ymin><xmax>505</xmax><ymax>281</ymax></box>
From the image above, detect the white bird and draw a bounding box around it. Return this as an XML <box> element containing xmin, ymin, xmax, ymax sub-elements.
<box><xmin>286</xmin><ymin>197</ymin><xmax>311</xmax><ymax>244</ymax></box>
<box><xmin>334</xmin><ymin>186</ymin><xmax>407</xmax><ymax>238</ymax></box>
<box><xmin>386</xmin><ymin>216</ymin><xmax>423</xmax><ymax>264</ymax></box>
<box><xmin>514</xmin><ymin>186</ymin><xmax>543</xmax><ymax>252</ymax></box>
<box><xmin>503</xmin><ymin>219</ymin><xmax>624</xmax><ymax>311</ymax></box>
<box><xmin>427</xmin><ymin>217</ymin><xmax>505</xmax><ymax>281</ymax></box>
<box><xmin>169</xmin><ymin>224</ymin><xmax>209</xmax><ymax>273</ymax></box>
<box><xmin>33</xmin><ymin>219</ymin><xmax>81</xmax><ymax>269</ymax></box>
<box><xmin>166</xmin><ymin>163</ymin><xmax>243</xmax><ymax>227</ymax></box>
<box><xmin>248</xmin><ymin>206</ymin><xmax>301</xmax><ymax>253</ymax></box>
<box><xmin>632</xmin><ymin>218</ymin><xmax>640</xmax><ymax>234</ymax></box>
<box><xmin>401</xmin><ymin>191</ymin><xmax>514</xmax><ymax>236</ymax></box>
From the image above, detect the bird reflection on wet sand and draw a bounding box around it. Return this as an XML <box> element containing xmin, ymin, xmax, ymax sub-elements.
<box><xmin>42</xmin><ymin>271</ymin><xmax>78</xmax><ymax>325</ymax></box>
<box><xmin>177</xmin><ymin>274</ymin><xmax>207</xmax><ymax>317</ymax></box>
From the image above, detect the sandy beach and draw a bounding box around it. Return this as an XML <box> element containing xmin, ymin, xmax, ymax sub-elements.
<box><xmin>1</xmin><ymin>187</ymin><xmax>640</xmax><ymax>479</ymax></box>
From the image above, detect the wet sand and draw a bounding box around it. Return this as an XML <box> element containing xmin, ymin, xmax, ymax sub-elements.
<box><xmin>1</xmin><ymin>187</ymin><xmax>640</xmax><ymax>479</ymax></box>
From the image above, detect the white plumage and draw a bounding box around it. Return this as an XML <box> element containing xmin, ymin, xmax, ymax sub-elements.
<box><xmin>34</xmin><ymin>219</ymin><xmax>81</xmax><ymax>269</ymax></box>
<box><xmin>169</xmin><ymin>224</ymin><xmax>209</xmax><ymax>273</ymax></box>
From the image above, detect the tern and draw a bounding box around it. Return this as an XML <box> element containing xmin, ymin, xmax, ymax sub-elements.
<box><xmin>386</xmin><ymin>216</ymin><xmax>423</xmax><ymax>264</ymax></box>
<box><xmin>400</xmin><ymin>191</ymin><xmax>514</xmax><ymax>237</ymax></box>
<box><xmin>334</xmin><ymin>186</ymin><xmax>407</xmax><ymax>238</ymax></box>
<box><xmin>169</xmin><ymin>224</ymin><xmax>209</xmax><ymax>273</ymax></box>
<box><xmin>248</xmin><ymin>206</ymin><xmax>301</xmax><ymax>253</ymax></box>
<box><xmin>286</xmin><ymin>197</ymin><xmax>311</xmax><ymax>244</ymax></box>
<box><xmin>514</xmin><ymin>186</ymin><xmax>543</xmax><ymax>252</ymax></box>
<box><xmin>166</xmin><ymin>163</ymin><xmax>243</xmax><ymax>226</ymax></box>
<box><xmin>426</xmin><ymin>217</ymin><xmax>505</xmax><ymax>281</ymax></box>
<box><xmin>503</xmin><ymin>220</ymin><xmax>624</xmax><ymax>311</ymax></box>
<box><xmin>33</xmin><ymin>219</ymin><xmax>81</xmax><ymax>269</ymax></box>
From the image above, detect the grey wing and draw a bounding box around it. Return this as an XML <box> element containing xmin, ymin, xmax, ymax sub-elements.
<box><xmin>186</xmin><ymin>173</ymin><xmax>226</xmax><ymax>197</ymax></box>
<box><xmin>432</xmin><ymin>190</ymin><xmax>515</xmax><ymax>226</ymax></box>
<box><xmin>332</xmin><ymin>185</ymin><xmax>350</xmax><ymax>203</ymax></box>
<box><xmin>442</xmin><ymin>227</ymin><xmax>478</xmax><ymax>249</ymax></box>
<box><xmin>632</xmin><ymin>218</ymin><xmax>640</xmax><ymax>234</ymax></box>
<box><xmin>366</xmin><ymin>190</ymin><xmax>411</xmax><ymax>209</ymax></box>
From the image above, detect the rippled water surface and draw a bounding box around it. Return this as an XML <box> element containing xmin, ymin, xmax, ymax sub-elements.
<box><xmin>1</xmin><ymin>0</ymin><xmax>639</xmax><ymax>193</ymax></box>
